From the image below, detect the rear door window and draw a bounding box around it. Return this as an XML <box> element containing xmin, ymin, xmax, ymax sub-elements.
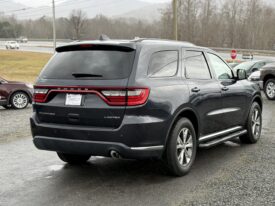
<box><xmin>40</xmin><ymin>47</ymin><xmax>135</xmax><ymax>80</ymax></box>
<box><xmin>184</xmin><ymin>51</ymin><xmax>211</xmax><ymax>79</ymax></box>
<box><xmin>148</xmin><ymin>50</ymin><xmax>178</xmax><ymax>77</ymax></box>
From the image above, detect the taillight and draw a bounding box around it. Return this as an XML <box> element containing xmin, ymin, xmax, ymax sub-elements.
<box><xmin>101</xmin><ymin>88</ymin><xmax>149</xmax><ymax>106</ymax></box>
<box><xmin>33</xmin><ymin>86</ymin><xmax>150</xmax><ymax>106</ymax></box>
<box><xmin>33</xmin><ymin>88</ymin><xmax>48</xmax><ymax>103</ymax></box>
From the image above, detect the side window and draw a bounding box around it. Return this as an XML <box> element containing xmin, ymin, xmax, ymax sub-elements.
<box><xmin>184</xmin><ymin>51</ymin><xmax>211</xmax><ymax>79</ymax></box>
<box><xmin>207</xmin><ymin>53</ymin><xmax>233</xmax><ymax>80</ymax></box>
<box><xmin>148</xmin><ymin>51</ymin><xmax>178</xmax><ymax>77</ymax></box>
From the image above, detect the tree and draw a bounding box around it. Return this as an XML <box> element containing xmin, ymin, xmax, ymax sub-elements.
<box><xmin>69</xmin><ymin>9</ymin><xmax>87</xmax><ymax>40</ymax></box>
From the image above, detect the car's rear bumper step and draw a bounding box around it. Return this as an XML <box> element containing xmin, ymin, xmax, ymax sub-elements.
<box><xmin>199</xmin><ymin>129</ymin><xmax>247</xmax><ymax>148</ymax></box>
<box><xmin>33</xmin><ymin>136</ymin><xmax>164</xmax><ymax>159</ymax></box>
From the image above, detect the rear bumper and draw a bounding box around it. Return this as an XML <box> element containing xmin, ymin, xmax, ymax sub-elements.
<box><xmin>250</xmin><ymin>80</ymin><xmax>263</xmax><ymax>90</ymax></box>
<box><xmin>0</xmin><ymin>99</ymin><xmax>8</xmax><ymax>106</ymax></box>
<box><xmin>33</xmin><ymin>136</ymin><xmax>163</xmax><ymax>159</ymax></box>
<box><xmin>30</xmin><ymin>114</ymin><xmax>168</xmax><ymax>159</ymax></box>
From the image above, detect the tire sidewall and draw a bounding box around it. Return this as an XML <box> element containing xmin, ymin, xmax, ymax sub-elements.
<box><xmin>165</xmin><ymin>118</ymin><xmax>197</xmax><ymax>176</ymax></box>
<box><xmin>264</xmin><ymin>79</ymin><xmax>275</xmax><ymax>100</ymax></box>
<box><xmin>246</xmin><ymin>102</ymin><xmax>262</xmax><ymax>143</ymax></box>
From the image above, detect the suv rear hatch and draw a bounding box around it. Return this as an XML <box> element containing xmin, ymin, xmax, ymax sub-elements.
<box><xmin>33</xmin><ymin>43</ymin><xmax>148</xmax><ymax>128</ymax></box>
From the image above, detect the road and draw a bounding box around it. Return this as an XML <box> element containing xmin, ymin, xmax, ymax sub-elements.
<box><xmin>0</xmin><ymin>97</ymin><xmax>275</xmax><ymax>206</ymax></box>
<box><xmin>1</xmin><ymin>41</ymin><xmax>275</xmax><ymax>61</ymax></box>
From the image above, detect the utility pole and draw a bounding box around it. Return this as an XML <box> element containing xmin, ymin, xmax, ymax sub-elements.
<box><xmin>52</xmin><ymin>0</ymin><xmax>56</xmax><ymax>52</ymax></box>
<box><xmin>173</xmin><ymin>0</ymin><xmax>178</xmax><ymax>41</ymax></box>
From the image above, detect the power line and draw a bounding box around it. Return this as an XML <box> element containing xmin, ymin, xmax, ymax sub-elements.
<box><xmin>6</xmin><ymin>0</ymin><xmax>120</xmax><ymax>19</ymax></box>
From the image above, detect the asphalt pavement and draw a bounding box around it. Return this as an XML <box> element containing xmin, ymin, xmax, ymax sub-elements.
<box><xmin>0</xmin><ymin>97</ymin><xmax>275</xmax><ymax>206</ymax></box>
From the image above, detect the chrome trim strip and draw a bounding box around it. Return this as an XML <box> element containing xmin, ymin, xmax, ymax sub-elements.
<box><xmin>199</xmin><ymin>126</ymin><xmax>242</xmax><ymax>142</ymax></box>
<box><xmin>207</xmin><ymin>107</ymin><xmax>240</xmax><ymax>116</ymax></box>
<box><xmin>130</xmin><ymin>145</ymin><xmax>164</xmax><ymax>151</ymax></box>
<box><xmin>199</xmin><ymin>129</ymin><xmax>247</xmax><ymax>148</ymax></box>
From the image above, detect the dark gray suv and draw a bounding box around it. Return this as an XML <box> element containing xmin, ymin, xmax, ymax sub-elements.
<box><xmin>31</xmin><ymin>39</ymin><xmax>262</xmax><ymax>176</ymax></box>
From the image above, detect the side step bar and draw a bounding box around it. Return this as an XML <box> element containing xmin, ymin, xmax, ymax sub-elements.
<box><xmin>199</xmin><ymin>129</ymin><xmax>247</xmax><ymax>148</ymax></box>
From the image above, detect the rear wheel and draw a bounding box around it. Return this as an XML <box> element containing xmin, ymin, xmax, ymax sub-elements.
<box><xmin>57</xmin><ymin>153</ymin><xmax>91</xmax><ymax>164</ymax></box>
<box><xmin>164</xmin><ymin>118</ymin><xmax>197</xmax><ymax>176</ymax></box>
<box><xmin>240</xmin><ymin>102</ymin><xmax>262</xmax><ymax>144</ymax></box>
<box><xmin>264</xmin><ymin>79</ymin><xmax>275</xmax><ymax>100</ymax></box>
<box><xmin>10</xmin><ymin>92</ymin><xmax>29</xmax><ymax>109</ymax></box>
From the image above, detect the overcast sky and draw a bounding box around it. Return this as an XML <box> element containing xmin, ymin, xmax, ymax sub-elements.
<box><xmin>14</xmin><ymin>0</ymin><xmax>170</xmax><ymax>8</ymax></box>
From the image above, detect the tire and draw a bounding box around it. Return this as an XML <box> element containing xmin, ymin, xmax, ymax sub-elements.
<box><xmin>10</xmin><ymin>92</ymin><xmax>29</xmax><ymax>109</ymax></box>
<box><xmin>264</xmin><ymin>78</ymin><xmax>275</xmax><ymax>100</ymax></box>
<box><xmin>164</xmin><ymin>118</ymin><xmax>197</xmax><ymax>176</ymax></box>
<box><xmin>57</xmin><ymin>153</ymin><xmax>91</xmax><ymax>164</ymax></box>
<box><xmin>240</xmin><ymin>102</ymin><xmax>262</xmax><ymax>144</ymax></box>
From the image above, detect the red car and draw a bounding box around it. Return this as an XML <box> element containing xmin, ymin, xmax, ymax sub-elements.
<box><xmin>0</xmin><ymin>77</ymin><xmax>33</xmax><ymax>109</ymax></box>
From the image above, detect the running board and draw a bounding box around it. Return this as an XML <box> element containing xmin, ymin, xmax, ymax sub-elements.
<box><xmin>199</xmin><ymin>129</ymin><xmax>247</xmax><ymax>148</ymax></box>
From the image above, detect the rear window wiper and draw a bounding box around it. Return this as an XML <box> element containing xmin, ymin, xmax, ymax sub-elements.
<box><xmin>72</xmin><ymin>73</ymin><xmax>103</xmax><ymax>78</ymax></box>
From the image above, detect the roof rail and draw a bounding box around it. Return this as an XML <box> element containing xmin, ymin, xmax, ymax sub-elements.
<box><xmin>131</xmin><ymin>37</ymin><xmax>196</xmax><ymax>46</ymax></box>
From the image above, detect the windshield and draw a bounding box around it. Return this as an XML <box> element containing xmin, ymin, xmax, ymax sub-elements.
<box><xmin>234</xmin><ymin>61</ymin><xmax>257</xmax><ymax>71</ymax></box>
<box><xmin>40</xmin><ymin>49</ymin><xmax>135</xmax><ymax>80</ymax></box>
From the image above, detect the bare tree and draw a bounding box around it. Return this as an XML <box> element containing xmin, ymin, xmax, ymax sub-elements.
<box><xmin>69</xmin><ymin>9</ymin><xmax>87</xmax><ymax>40</ymax></box>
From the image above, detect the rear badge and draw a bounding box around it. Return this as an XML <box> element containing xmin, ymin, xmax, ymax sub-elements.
<box><xmin>65</xmin><ymin>94</ymin><xmax>82</xmax><ymax>106</ymax></box>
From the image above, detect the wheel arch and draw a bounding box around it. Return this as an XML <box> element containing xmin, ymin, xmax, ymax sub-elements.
<box><xmin>164</xmin><ymin>107</ymin><xmax>200</xmax><ymax>148</ymax></box>
<box><xmin>263</xmin><ymin>74</ymin><xmax>275</xmax><ymax>86</ymax></box>
<box><xmin>7</xmin><ymin>90</ymin><xmax>32</xmax><ymax>104</ymax></box>
<box><xmin>252</xmin><ymin>95</ymin><xmax>263</xmax><ymax>110</ymax></box>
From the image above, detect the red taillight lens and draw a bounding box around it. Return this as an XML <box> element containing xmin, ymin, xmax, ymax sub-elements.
<box><xmin>101</xmin><ymin>88</ymin><xmax>149</xmax><ymax>106</ymax></box>
<box><xmin>33</xmin><ymin>88</ymin><xmax>48</xmax><ymax>103</ymax></box>
<box><xmin>33</xmin><ymin>86</ymin><xmax>150</xmax><ymax>106</ymax></box>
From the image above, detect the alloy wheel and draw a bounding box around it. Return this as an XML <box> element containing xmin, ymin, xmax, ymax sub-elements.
<box><xmin>176</xmin><ymin>128</ymin><xmax>193</xmax><ymax>166</ymax></box>
<box><xmin>251</xmin><ymin>108</ymin><xmax>261</xmax><ymax>139</ymax></box>
<box><xmin>266</xmin><ymin>82</ymin><xmax>275</xmax><ymax>99</ymax></box>
<box><xmin>12</xmin><ymin>93</ymin><xmax>28</xmax><ymax>109</ymax></box>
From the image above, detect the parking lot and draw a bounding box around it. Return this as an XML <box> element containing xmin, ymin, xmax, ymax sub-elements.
<box><xmin>0</xmin><ymin>96</ymin><xmax>274</xmax><ymax>206</ymax></box>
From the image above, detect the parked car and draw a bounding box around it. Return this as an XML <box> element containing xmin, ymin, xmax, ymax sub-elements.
<box><xmin>233</xmin><ymin>60</ymin><xmax>274</xmax><ymax>77</ymax></box>
<box><xmin>0</xmin><ymin>77</ymin><xmax>33</xmax><ymax>109</ymax></box>
<box><xmin>31</xmin><ymin>39</ymin><xmax>262</xmax><ymax>176</ymax></box>
<box><xmin>5</xmin><ymin>41</ymin><xmax>20</xmax><ymax>50</ymax></box>
<box><xmin>16</xmin><ymin>36</ymin><xmax>28</xmax><ymax>43</ymax></box>
<box><xmin>249</xmin><ymin>63</ymin><xmax>275</xmax><ymax>100</ymax></box>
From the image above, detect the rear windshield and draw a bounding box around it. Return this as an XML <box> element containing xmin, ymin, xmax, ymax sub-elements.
<box><xmin>40</xmin><ymin>48</ymin><xmax>135</xmax><ymax>80</ymax></box>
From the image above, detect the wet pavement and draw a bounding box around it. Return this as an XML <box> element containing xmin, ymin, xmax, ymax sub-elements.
<box><xmin>0</xmin><ymin>98</ymin><xmax>275</xmax><ymax>206</ymax></box>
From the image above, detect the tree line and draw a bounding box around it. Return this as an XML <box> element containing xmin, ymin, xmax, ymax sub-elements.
<box><xmin>0</xmin><ymin>0</ymin><xmax>274</xmax><ymax>50</ymax></box>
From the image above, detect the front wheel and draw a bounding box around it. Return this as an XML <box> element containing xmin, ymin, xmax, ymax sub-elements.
<box><xmin>264</xmin><ymin>79</ymin><xmax>275</xmax><ymax>100</ymax></box>
<box><xmin>57</xmin><ymin>153</ymin><xmax>91</xmax><ymax>164</ymax></box>
<box><xmin>164</xmin><ymin>118</ymin><xmax>197</xmax><ymax>176</ymax></box>
<box><xmin>240</xmin><ymin>102</ymin><xmax>262</xmax><ymax>144</ymax></box>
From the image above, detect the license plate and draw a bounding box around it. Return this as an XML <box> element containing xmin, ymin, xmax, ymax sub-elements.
<box><xmin>65</xmin><ymin>94</ymin><xmax>82</xmax><ymax>106</ymax></box>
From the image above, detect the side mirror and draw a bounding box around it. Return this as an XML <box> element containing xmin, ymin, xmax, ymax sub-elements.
<box><xmin>237</xmin><ymin>69</ymin><xmax>247</xmax><ymax>80</ymax></box>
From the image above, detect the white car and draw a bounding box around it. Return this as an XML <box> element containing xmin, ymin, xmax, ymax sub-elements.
<box><xmin>5</xmin><ymin>41</ymin><xmax>20</xmax><ymax>50</ymax></box>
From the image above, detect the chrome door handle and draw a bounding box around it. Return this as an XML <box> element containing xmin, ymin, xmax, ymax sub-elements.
<box><xmin>222</xmin><ymin>87</ymin><xmax>229</xmax><ymax>91</ymax></box>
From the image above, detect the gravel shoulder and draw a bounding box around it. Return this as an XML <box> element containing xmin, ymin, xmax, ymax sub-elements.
<box><xmin>0</xmin><ymin>105</ymin><xmax>32</xmax><ymax>143</ymax></box>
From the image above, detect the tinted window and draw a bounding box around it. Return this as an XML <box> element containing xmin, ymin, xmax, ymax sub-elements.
<box><xmin>40</xmin><ymin>50</ymin><xmax>135</xmax><ymax>80</ymax></box>
<box><xmin>148</xmin><ymin>51</ymin><xmax>178</xmax><ymax>77</ymax></box>
<box><xmin>184</xmin><ymin>51</ymin><xmax>211</xmax><ymax>79</ymax></box>
<box><xmin>208</xmin><ymin>53</ymin><xmax>233</xmax><ymax>80</ymax></box>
